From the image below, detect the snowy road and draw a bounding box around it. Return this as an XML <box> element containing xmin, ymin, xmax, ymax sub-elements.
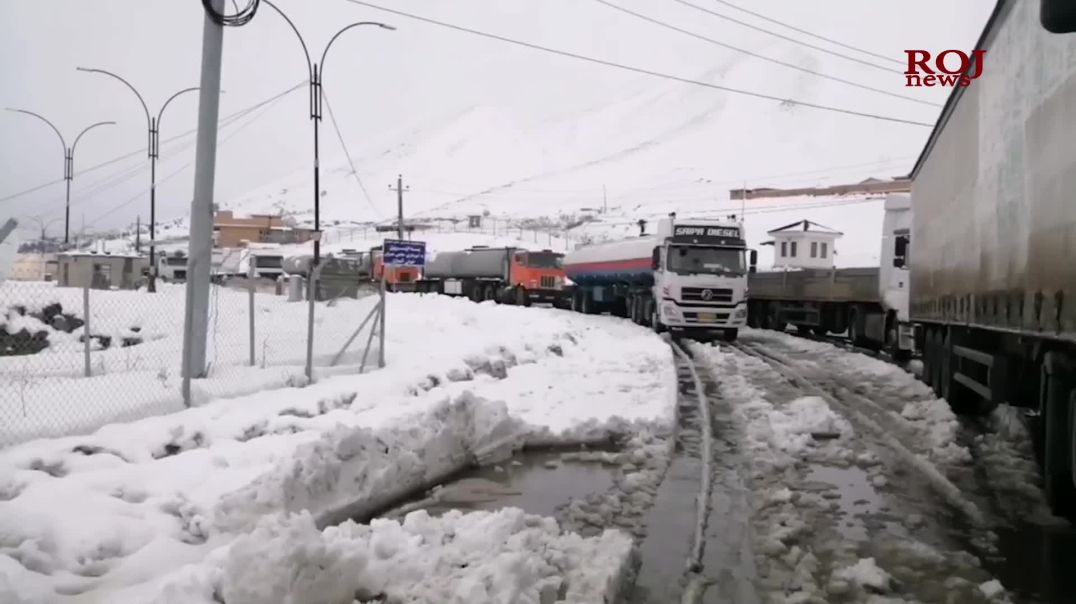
<box><xmin>692</xmin><ymin>329</ymin><xmax>1076</xmax><ymax>604</ymax></box>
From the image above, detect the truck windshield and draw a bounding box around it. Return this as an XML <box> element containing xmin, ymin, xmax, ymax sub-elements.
<box><xmin>667</xmin><ymin>246</ymin><xmax>745</xmax><ymax>276</ymax></box>
<box><xmin>527</xmin><ymin>253</ymin><xmax>563</xmax><ymax>268</ymax></box>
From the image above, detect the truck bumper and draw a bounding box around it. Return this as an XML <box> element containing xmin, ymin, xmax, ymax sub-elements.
<box><xmin>527</xmin><ymin>289</ymin><xmax>564</xmax><ymax>304</ymax></box>
<box><xmin>662</xmin><ymin>303</ymin><xmax>748</xmax><ymax>330</ymax></box>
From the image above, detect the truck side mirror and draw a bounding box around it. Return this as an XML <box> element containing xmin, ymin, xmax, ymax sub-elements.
<box><xmin>749</xmin><ymin>249</ymin><xmax>758</xmax><ymax>274</ymax></box>
<box><xmin>893</xmin><ymin>257</ymin><xmax>906</xmax><ymax>268</ymax></box>
<box><xmin>651</xmin><ymin>248</ymin><xmax>660</xmax><ymax>270</ymax></box>
<box><xmin>1042</xmin><ymin>0</ymin><xmax>1076</xmax><ymax>32</ymax></box>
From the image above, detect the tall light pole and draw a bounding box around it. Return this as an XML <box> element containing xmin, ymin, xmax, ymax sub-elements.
<box><xmin>29</xmin><ymin>216</ymin><xmax>63</xmax><ymax>245</ymax></box>
<box><xmin>5</xmin><ymin>109</ymin><xmax>114</xmax><ymax>246</ymax></box>
<box><xmin>77</xmin><ymin>67</ymin><xmax>199</xmax><ymax>293</ymax></box>
<box><xmin>260</xmin><ymin>0</ymin><xmax>394</xmax><ymax>268</ymax></box>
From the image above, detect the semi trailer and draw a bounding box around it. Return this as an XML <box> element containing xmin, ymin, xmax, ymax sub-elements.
<box><xmin>562</xmin><ymin>216</ymin><xmax>750</xmax><ymax>341</ymax></box>
<box><xmin>908</xmin><ymin>0</ymin><xmax>1076</xmax><ymax>515</ymax></box>
<box><xmin>416</xmin><ymin>247</ymin><xmax>566</xmax><ymax>305</ymax></box>
<box><xmin>747</xmin><ymin>194</ymin><xmax>914</xmax><ymax>358</ymax></box>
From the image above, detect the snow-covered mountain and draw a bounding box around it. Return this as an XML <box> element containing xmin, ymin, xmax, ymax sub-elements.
<box><xmin>2</xmin><ymin>0</ymin><xmax>991</xmax><ymax>266</ymax></box>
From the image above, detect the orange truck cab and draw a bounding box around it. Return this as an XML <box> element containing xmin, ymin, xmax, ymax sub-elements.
<box><xmin>505</xmin><ymin>249</ymin><xmax>566</xmax><ymax>305</ymax></box>
<box><xmin>370</xmin><ymin>247</ymin><xmax>421</xmax><ymax>292</ymax></box>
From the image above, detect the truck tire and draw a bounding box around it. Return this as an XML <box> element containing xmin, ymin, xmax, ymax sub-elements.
<box><xmin>515</xmin><ymin>286</ymin><xmax>530</xmax><ymax>307</ymax></box>
<box><xmin>1041</xmin><ymin>351</ymin><xmax>1076</xmax><ymax>517</ymax></box>
<box><xmin>628</xmin><ymin>295</ymin><xmax>639</xmax><ymax>324</ymax></box>
<box><xmin>923</xmin><ymin>328</ymin><xmax>938</xmax><ymax>394</ymax></box>
<box><xmin>651</xmin><ymin>306</ymin><xmax>666</xmax><ymax>334</ymax></box>
<box><xmin>848</xmin><ymin>306</ymin><xmax>864</xmax><ymax>346</ymax></box>
<box><xmin>747</xmin><ymin>303</ymin><xmax>760</xmax><ymax>329</ymax></box>
<box><xmin>581</xmin><ymin>292</ymin><xmax>595</xmax><ymax>315</ymax></box>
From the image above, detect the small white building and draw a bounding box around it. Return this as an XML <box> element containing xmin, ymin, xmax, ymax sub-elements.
<box><xmin>765</xmin><ymin>220</ymin><xmax>842</xmax><ymax>269</ymax></box>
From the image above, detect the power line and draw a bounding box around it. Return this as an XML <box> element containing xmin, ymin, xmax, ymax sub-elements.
<box><xmin>343</xmin><ymin>0</ymin><xmax>934</xmax><ymax>127</ymax></box>
<box><xmin>320</xmin><ymin>87</ymin><xmax>381</xmax><ymax>219</ymax></box>
<box><xmin>0</xmin><ymin>82</ymin><xmax>304</xmax><ymax>205</ymax></box>
<box><xmin>710</xmin><ymin>0</ymin><xmax>905</xmax><ymax>67</ymax></box>
<box><xmin>671</xmin><ymin>0</ymin><xmax>898</xmax><ymax>74</ymax></box>
<box><xmin>595</xmin><ymin>0</ymin><xmax>936</xmax><ymax>108</ymax></box>
<box><xmin>84</xmin><ymin>89</ymin><xmax>290</xmax><ymax>229</ymax></box>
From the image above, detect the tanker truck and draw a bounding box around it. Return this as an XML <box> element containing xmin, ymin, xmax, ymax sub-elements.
<box><xmin>415</xmin><ymin>247</ymin><xmax>566</xmax><ymax>306</ymax></box>
<box><xmin>562</xmin><ymin>216</ymin><xmax>751</xmax><ymax>341</ymax></box>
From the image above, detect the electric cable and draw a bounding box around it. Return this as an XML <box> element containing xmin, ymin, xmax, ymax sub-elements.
<box><xmin>671</xmin><ymin>0</ymin><xmax>898</xmax><ymax>73</ymax></box>
<box><xmin>1</xmin><ymin>82</ymin><xmax>304</xmax><ymax>205</ymax></box>
<box><xmin>342</xmin><ymin>0</ymin><xmax>935</xmax><ymax>127</ymax></box>
<box><xmin>320</xmin><ymin>87</ymin><xmax>381</xmax><ymax>218</ymax></box>
<box><xmin>83</xmin><ymin>88</ymin><xmax>288</xmax><ymax>229</ymax></box>
<box><xmin>710</xmin><ymin>0</ymin><xmax>905</xmax><ymax>66</ymax></box>
<box><xmin>595</xmin><ymin>0</ymin><xmax>935</xmax><ymax>107</ymax></box>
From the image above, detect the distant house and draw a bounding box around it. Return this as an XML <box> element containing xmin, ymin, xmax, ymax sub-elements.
<box><xmin>56</xmin><ymin>250</ymin><xmax>149</xmax><ymax>290</ymax></box>
<box><xmin>212</xmin><ymin>211</ymin><xmax>314</xmax><ymax>248</ymax></box>
<box><xmin>764</xmin><ymin>220</ymin><xmax>842</xmax><ymax>269</ymax></box>
<box><xmin>10</xmin><ymin>254</ymin><xmax>58</xmax><ymax>282</ymax></box>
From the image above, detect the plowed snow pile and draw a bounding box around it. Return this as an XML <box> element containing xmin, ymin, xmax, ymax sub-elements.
<box><xmin>0</xmin><ymin>295</ymin><xmax>674</xmax><ymax>603</ymax></box>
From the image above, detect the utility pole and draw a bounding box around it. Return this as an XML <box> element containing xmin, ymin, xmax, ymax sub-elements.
<box><xmin>603</xmin><ymin>184</ymin><xmax>608</xmax><ymax>214</ymax></box>
<box><xmin>182</xmin><ymin>0</ymin><xmax>225</xmax><ymax>400</ymax></box>
<box><xmin>389</xmin><ymin>174</ymin><xmax>408</xmax><ymax>240</ymax></box>
<box><xmin>135</xmin><ymin>215</ymin><xmax>142</xmax><ymax>253</ymax></box>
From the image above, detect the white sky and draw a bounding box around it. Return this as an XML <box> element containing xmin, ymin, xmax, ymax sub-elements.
<box><xmin>0</xmin><ymin>0</ymin><xmax>994</xmax><ymax>237</ymax></box>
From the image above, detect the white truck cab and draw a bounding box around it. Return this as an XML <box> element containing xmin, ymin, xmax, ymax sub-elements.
<box><xmin>652</xmin><ymin>217</ymin><xmax>750</xmax><ymax>339</ymax></box>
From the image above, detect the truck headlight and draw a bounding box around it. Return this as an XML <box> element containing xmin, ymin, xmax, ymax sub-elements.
<box><xmin>734</xmin><ymin>306</ymin><xmax>748</xmax><ymax>319</ymax></box>
<box><xmin>663</xmin><ymin>304</ymin><xmax>682</xmax><ymax>320</ymax></box>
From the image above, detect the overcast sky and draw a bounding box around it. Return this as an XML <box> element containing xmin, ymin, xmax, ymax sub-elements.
<box><xmin>0</xmin><ymin>0</ymin><xmax>993</xmax><ymax>238</ymax></box>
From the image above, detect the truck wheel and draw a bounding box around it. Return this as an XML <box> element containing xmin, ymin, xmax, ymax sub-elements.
<box><xmin>812</xmin><ymin>326</ymin><xmax>828</xmax><ymax>337</ymax></box>
<box><xmin>627</xmin><ymin>295</ymin><xmax>638</xmax><ymax>324</ymax></box>
<box><xmin>847</xmin><ymin>307</ymin><xmax>863</xmax><ymax>346</ymax></box>
<box><xmin>747</xmin><ymin>303</ymin><xmax>760</xmax><ymax>329</ymax></box>
<box><xmin>581</xmin><ymin>292</ymin><xmax>595</xmax><ymax>315</ymax></box>
<box><xmin>651</xmin><ymin>307</ymin><xmax>666</xmax><ymax>334</ymax></box>
<box><xmin>923</xmin><ymin>328</ymin><xmax>939</xmax><ymax>394</ymax></box>
<box><xmin>759</xmin><ymin>304</ymin><xmax>772</xmax><ymax>330</ymax></box>
<box><xmin>516</xmin><ymin>287</ymin><xmax>530</xmax><ymax>307</ymax></box>
<box><xmin>1041</xmin><ymin>352</ymin><xmax>1076</xmax><ymax>517</ymax></box>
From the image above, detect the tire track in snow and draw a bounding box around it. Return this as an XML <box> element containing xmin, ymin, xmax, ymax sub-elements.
<box><xmin>733</xmin><ymin>340</ymin><xmax>986</xmax><ymax>526</ymax></box>
<box><xmin>693</xmin><ymin>341</ymin><xmax>1005</xmax><ymax>603</ymax></box>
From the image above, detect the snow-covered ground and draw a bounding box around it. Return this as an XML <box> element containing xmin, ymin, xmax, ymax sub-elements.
<box><xmin>0</xmin><ymin>296</ymin><xmax>675</xmax><ymax>602</ymax></box>
<box><xmin>692</xmin><ymin>332</ymin><xmax>1014</xmax><ymax>603</ymax></box>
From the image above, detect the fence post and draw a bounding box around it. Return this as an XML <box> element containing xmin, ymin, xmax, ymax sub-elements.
<box><xmin>304</xmin><ymin>264</ymin><xmax>321</xmax><ymax>382</ymax></box>
<box><xmin>378</xmin><ymin>266</ymin><xmax>386</xmax><ymax>368</ymax></box>
<box><xmin>83</xmin><ymin>286</ymin><xmax>91</xmax><ymax>377</ymax></box>
<box><xmin>248</xmin><ymin>261</ymin><xmax>256</xmax><ymax>367</ymax></box>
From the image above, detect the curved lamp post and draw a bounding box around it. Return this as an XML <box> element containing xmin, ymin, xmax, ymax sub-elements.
<box><xmin>5</xmin><ymin>108</ymin><xmax>114</xmax><ymax>245</ymax></box>
<box><xmin>77</xmin><ymin>67</ymin><xmax>198</xmax><ymax>292</ymax></box>
<box><xmin>260</xmin><ymin>0</ymin><xmax>394</xmax><ymax>268</ymax></box>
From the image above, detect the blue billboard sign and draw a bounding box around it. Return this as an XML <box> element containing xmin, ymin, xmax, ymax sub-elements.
<box><xmin>383</xmin><ymin>239</ymin><xmax>426</xmax><ymax>267</ymax></box>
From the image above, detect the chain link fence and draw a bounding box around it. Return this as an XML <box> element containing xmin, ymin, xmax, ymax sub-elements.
<box><xmin>0</xmin><ymin>271</ymin><xmax>383</xmax><ymax>448</ymax></box>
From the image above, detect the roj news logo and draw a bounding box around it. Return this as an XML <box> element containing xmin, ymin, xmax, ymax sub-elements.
<box><xmin>904</xmin><ymin>49</ymin><xmax>986</xmax><ymax>87</ymax></box>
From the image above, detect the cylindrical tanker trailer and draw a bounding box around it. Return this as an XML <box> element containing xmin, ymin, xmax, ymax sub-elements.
<box><xmin>562</xmin><ymin>216</ymin><xmax>753</xmax><ymax>341</ymax></box>
<box><xmin>417</xmin><ymin>246</ymin><xmax>566</xmax><ymax>306</ymax></box>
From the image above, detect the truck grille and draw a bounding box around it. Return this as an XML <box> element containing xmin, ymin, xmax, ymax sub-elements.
<box><xmin>681</xmin><ymin>287</ymin><xmax>733</xmax><ymax>303</ymax></box>
<box><xmin>540</xmin><ymin>276</ymin><xmax>557</xmax><ymax>289</ymax></box>
<box><xmin>398</xmin><ymin>273</ymin><xmax>412</xmax><ymax>283</ymax></box>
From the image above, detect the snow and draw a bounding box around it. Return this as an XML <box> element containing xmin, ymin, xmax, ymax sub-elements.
<box><xmin>138</xmin><ymin>509</ymin><xmax>633</xmax><ymax>604</ymax></box>
<box><xmin>0</xmin><ymin>295</ymin><xmax>675</xmax><ymax>601</ymax></box>
<box><xmin>834</xmin><ymin>557</ymin><xmax>892</xmax><ymax>592</ymax></box>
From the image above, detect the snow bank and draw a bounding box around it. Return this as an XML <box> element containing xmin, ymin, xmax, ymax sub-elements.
<box><xmin>132</xmin><ymin>509</ymin><xmax>633</xmax><ymax>604</ymax></box>
<box><xmin>0</xmin><ymin>296</ymin><xmax>674</xmax><ymax>601</ymax></box>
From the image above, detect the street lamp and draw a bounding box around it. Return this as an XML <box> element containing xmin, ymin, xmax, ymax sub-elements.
<box><xmin>77</xmin><ymin>67</ymin><xmax>199</xmax><ymax>293</ymax></box>
<box><xmin>260</xmin><ymin>0</ymin><xmax>394</xmax><ymax>268</ymax></box>
<box><xmin>4</xmin><ymin>108</ymin><xmax>115</xmax><ymax>246</ymax></box>
<box><xmin>29</xmin><ymin>216</ymin><xmax>63</xmax><ymax>244</ymax></box>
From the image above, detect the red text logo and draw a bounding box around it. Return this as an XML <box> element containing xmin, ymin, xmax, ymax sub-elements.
<box><xmin>904</xmin><ymin>49</ymin><xmax>985</xmax><ymax>87</ymax></box>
